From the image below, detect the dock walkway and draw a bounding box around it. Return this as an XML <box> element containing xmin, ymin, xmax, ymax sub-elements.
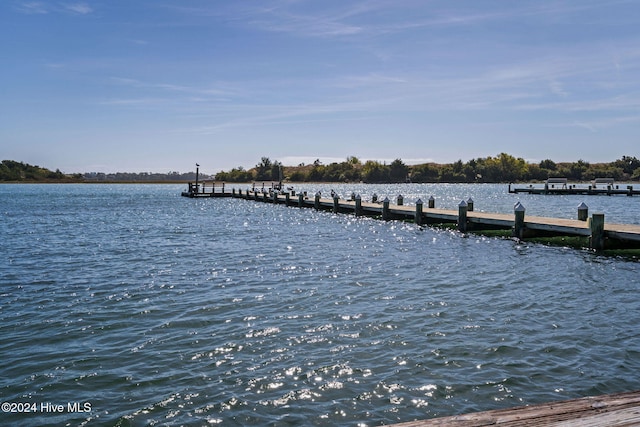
<box><xmin>181</xmin><ymin>186</ymin><xmax>640</xmax><ymax>249</ymax></box>
<box><xmin>389</xmin><ymin>390</ymin><xmax>640</xmax><ymax>426</ymax></box>
<box><xmin>509</xmin><ymin>182</ymin><xmax>639</xmax><ymax>196</ymax></box>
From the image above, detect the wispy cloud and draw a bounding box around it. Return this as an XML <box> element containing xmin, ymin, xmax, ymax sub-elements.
<box><xmin>64</xmin><ymin>3</ymin><xmax>93</xmax><ymax>15</ymax></box>
<box><xmin>16</xmin><ymin>1</ymin><xmax>48</xmax><ymax>14</ymax></box>
<box><xmin>16</xmin><ymin>1</ymin><xmax>93</xmax><ymax>15</ymax></box>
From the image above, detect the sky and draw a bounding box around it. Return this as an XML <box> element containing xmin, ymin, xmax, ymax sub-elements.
<box><xmin>1</xmin><ymin>0</ymin><xmax>640</xmax><ymax>175</ymax></box>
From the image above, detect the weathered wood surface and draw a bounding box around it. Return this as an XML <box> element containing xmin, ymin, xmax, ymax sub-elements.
<box><xmin>389</xmin><ymin>390</ymin><xmax>640</xmax><ymax>427</ymax></box>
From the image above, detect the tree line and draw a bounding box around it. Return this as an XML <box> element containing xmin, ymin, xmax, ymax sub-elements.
<box><xmin>215</xmin><ymin>154</ymin><xmax>640</xmax><ymax>183</ymax></box>
<box><xmin>0</xmin><ymin>160</ymin><xmax>212</xmax><ymax>182</ymax></box>
<box><xmin>4</xmin><ymin>154</ymin><xmax>640</xmax><ymax>183</ymax></box>
<box><xmin>0</xmin><ymin>160</ymin><xmax>80</xmax><ymax>182</ymax></box>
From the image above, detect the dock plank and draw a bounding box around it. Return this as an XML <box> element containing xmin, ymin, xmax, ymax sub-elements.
<box><xmin>389</xmin><ymin>390</ymin><xmax>640</xmax><ymax>427</ymax></box>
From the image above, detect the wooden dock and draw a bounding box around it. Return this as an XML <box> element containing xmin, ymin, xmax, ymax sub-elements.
<box><xmin>389</xmin><ymin>390</ymin><xmax>640</xmax><ymax>426</ymax></box>
<box><xmin>180</xmin><ymin>184</ymin><xmax>640</xmax><ymax>250</ymax></box>
<box><xmin>509</xmin><ymin>182</ymin><xmax>639</xmax><ymax>196</ymax></box>
<box><xmin>181</xmin><ymin>181</ymin><xmax>230</xmax><ymax>198</ymax></box>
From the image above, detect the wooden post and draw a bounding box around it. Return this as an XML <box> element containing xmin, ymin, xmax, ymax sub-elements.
<box><xmin>590</xmin><ymin>213</ymin><xmax>605</xmax><ymax>250</ymax></box>
<box><xmin>382</xmin><ymin>197</ymin><xmax>390</xmax><ymax>220</ymax></box>
<box><xmin>333</xmin><ymin>195</ymin><xmax>339</xmax><ymax>213</ymax></box>
<box><xmin>513</xmin><ymin>202</ymin><xmax>525</xmax><ymax>239</ymax></box>
<box><xmin>415</xmin><ymin>198</ymin><xmax>423</xmax><ymax>225</ymax></box>
<box><xmin>577</xmin><ymin>202</ymin><xmax>589</xmax><ymax>221</ymax></box>
<box><xmin>222</xmin><ymin>183</ymin><xmax>225</xmax><ymax>194</ymax></box>
<box><xmin>254</xmin><ymin>191</ymin><xmax>259</xmax><ymax>201</ymax></box>
<box><xmin>195</xmin><ymin>164</ymin><xmax>199</xmax><ymax>193</ymax></box>
<box><xmin>628</xmin><ymin>185</ymin><xmax>634</xmax><ymax>197</ymax></box>
<box><xmin>285</xmin><ymin>192</ymin><xmax>290</xmax><ymax>206</ymax></box>
<box><xmin>350</xmin><ymin>192</ymin><xmax>356</xmax><ymax>201</ymax></box>
<box><xmin>298</xmin><ymin>193</ymin><xmax>304</xmax><ymax>208</ymax></box>
<box><xmin>372</xmin><ymin>193</ymin><xmax>378</xmax><ymax>203</ymax></box>
<box><xmin>263</xmin><ymin>191</ymin><xmax>268</xmax><ymax>202</ymax></box>
<box><xmin>314</xmin><ymin>192</ymin><xmax>321</xmax><ymax>210</ymax></box>
<box><xmin>458</xmin><ymin>200</ymin><xmax>468</xmax><ymax>232</ymax></box>
<box><xmin>397</xmin><ymin>194</ymin><xmax>404</xmax><ymax>206</ymax></box>
<box><xmin>428</xmin><ymin>196</ymin><xmax>435</xmax><ymax>209</ymax></box>
<box><xmin>467</xmin><ymin>198</ymin><xmax>474</xmax><ymax>212</ymax></box>
<box><xmin>355</xmin><ymin>194</ymin><xmax>362</xmax><ymax>217</ymax></box>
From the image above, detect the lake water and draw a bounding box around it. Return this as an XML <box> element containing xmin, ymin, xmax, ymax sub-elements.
<box><xmin>1</xmin><ymin>183</ymin><xmax>639</xmax><ymax>426</ymax></box>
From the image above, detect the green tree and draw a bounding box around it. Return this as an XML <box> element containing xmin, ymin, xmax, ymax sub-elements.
<box><xmin>613</xmin><ymin>156</ymin><xmax>640</xmax><ymax>175</ymax></box>
<box><xmin>539</xmin><ymin>159</ymin><xmax>557</xmax><ymax>170</ymax></box>
<box><xmin>255</xmin><ymin>157</ymin><xmax>273</xmax><ymax>181</ymax></box>
<box><xmin>409</xmin><ymin>163</ymin><xmax>439</xmax><ymax>182</ymax></box>
<box><xmin>388</xmin><ymin>159</ymin><xmax>409</xmax><ymax>183</ymax></box>
<box><xmin>362</xmin><ymin>160</ymin><xmax>389</xmax><ymax>183</ymax></box>
<box><xmin>270</xmin><ymin>160</ymin><xmax>283</xmax><ymax>181</ymax></box>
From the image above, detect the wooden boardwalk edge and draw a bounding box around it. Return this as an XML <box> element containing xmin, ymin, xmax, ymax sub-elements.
<box><xmin>389</xmin><ymin>390</ymin><xmax>640</xmax><ymax>426</ymax></box>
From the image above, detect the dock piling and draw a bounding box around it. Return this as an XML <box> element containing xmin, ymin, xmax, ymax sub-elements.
<box><xmin>458</xmin><ymin>200</ymin><xmax>468</xmax><ymax>232</ymax></box>
<box><xmin>467</xmin><ymin>197</ymin><xmax>474</xmax><ymax>212</ymax></box>
<box><xmin>415</xmin><ymin>199</ymin><xmax>423</xmax><ymax>225</ymax></box>
<box><xmin>382</xmin><ymin>197</ymin><xmax>390</xmax><ymax>221</ymax></box>
<box><xmin>333</xmin><ymin>195</ymin><xmax>339</xmax><ymax>213</ymax></box>
<box><xmin>590</xmin><ymin>213</ymin><xmax>605</xmax><ymax>250</ymax></box>
<box><xmin>298</xmin><ymin>193</ymin><xmax>304</xmax><ymax>207</ymax></box>
<box><xmin>314</xmin><ymin>192</ymin><xmax>321</xmax><ymax>210</ymax></box>
<box><xmin>397</xmin><ymin>194</ymin><xmax>404</xmax><ymax>206</ymax></box>
<box><xmin>513</xmin><ymin>202</ymin><xmax>526</xmax><ymax>239</ymax></box>
<box><xmin>428</xmin><ymin>196</ymin><xmax>435</xmax><ymax>209</ymax></box>
<box><xmin>577</xmin><ymin>202</ymin><xmax>589</xmax><ymax>221</ymax></box>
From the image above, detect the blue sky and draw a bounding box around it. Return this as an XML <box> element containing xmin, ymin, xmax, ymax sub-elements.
<box><xmin>2</xmin><ymin>1</ymin><xmax>639</xmax><ymax>174</ymax></box>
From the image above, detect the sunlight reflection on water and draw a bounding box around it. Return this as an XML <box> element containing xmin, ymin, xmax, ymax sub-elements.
<box><xmin>0</xmin><ymin>184</ymin><xmax>639</xmax><ymax>426</ymax></box>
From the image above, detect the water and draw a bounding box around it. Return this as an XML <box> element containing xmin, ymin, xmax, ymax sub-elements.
<box><xmin>1</xmin><ymin>183</ymin><xmax>639</xmax><ymax>426</ymax></box>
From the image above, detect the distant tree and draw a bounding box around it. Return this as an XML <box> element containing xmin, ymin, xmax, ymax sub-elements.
<box><xmin>216</xmin><ymin>166</ymin><xmax>253</xmax><ymax>182</ymax></box>
<box><xmin>255</xmin><ymin>157</ymin><xmax>273</xmax><ymax>181</ymax></box>
<box><xmin>362</xmin><ymin>160</ymin><xmax>389</xmax><ymax>183</ymax></box>
<box><xmin>388</xmin><ymin>159</ymin><xmax>409</xmax><ymax>183</ymax></box>
<box><xmin>346</xmin><ymin>156</ymin><xmax>361</xmax><ymax>165</ymax></box>
<box><xmin>270</xmin><ymin>160</ymin><xmax>283</xmax><ymax>181</ymax></box>
<box><xmin>410</xmin><ymin>163</ymin><xmax>439</xmax><ymax>182</ymax></box>
<box><xmin>568</xmin><ymin>159</ymin><xmax>590</xmax><ymax>180</ymax></box>
<box><xmin>613</xmin><ymin>156</ymin><xmax>640</xmax><ymax>175</ymax></box>
<box><xmin>539</xmin><ymin>159</ymin><xmax>557</xmax><ymax>170</ymax></box>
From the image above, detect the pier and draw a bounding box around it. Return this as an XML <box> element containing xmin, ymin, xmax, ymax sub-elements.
<box><xmin>390</xmin><ymin>390</ymin><xmax>640</xmax><ymax>426</ymax></box>
<box><xmin>509</xmin><ymin>178</ymin><xmax>639</xmax><ymax>196</ymax></box>
<box><xmin>181</xmin><ymin>183</ymin><xmax>640</xmax><ymax>250</ymax></box>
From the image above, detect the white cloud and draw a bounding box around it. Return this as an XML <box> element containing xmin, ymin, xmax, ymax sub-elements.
<box><xmin>17</xmin><ymin>2</ymin><xmax>48</xmax><ymax>14</ymax></box>
<box><xmin>64</xmin><ymin>3</ymin><xmax>93</xmax><ymax>15</ymax></box>
<box><xmin>16</xmin><ymin>1</ymin><xmax>93</xmax><ymax>15</ymax></box>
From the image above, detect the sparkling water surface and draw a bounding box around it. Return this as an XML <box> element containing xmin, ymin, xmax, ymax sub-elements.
<box><xmin>1</xmin><ymin>184</ymin><xmax>639</xmax><ymax>426</ymax></box>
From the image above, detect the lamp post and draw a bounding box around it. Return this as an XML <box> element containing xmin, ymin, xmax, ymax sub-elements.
<box><xmin>195</xmin><ymin>163</ymin><xmax>200</xmax><ymax>193</ymax></box>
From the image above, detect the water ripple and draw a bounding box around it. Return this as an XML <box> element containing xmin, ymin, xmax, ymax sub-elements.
<box><xmin>1</xmin><ymin>184</ymin><xmax>639</xmax><ymax>426</ymax></box>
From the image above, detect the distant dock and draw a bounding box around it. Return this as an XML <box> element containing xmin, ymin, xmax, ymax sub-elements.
<box><xmin>181</xmin><ymin>181</ymin><xmax>230</xmax><ymax>198</ymax></box>
<box><xmin>509</xmin><ymin>178</ymin><xmax>639</xmax><ymax>196</ymax></box>
<box><xmin>181</xmin><ymin>183</ymin><xmax>640</xmax><ymax>250</ymax></box>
